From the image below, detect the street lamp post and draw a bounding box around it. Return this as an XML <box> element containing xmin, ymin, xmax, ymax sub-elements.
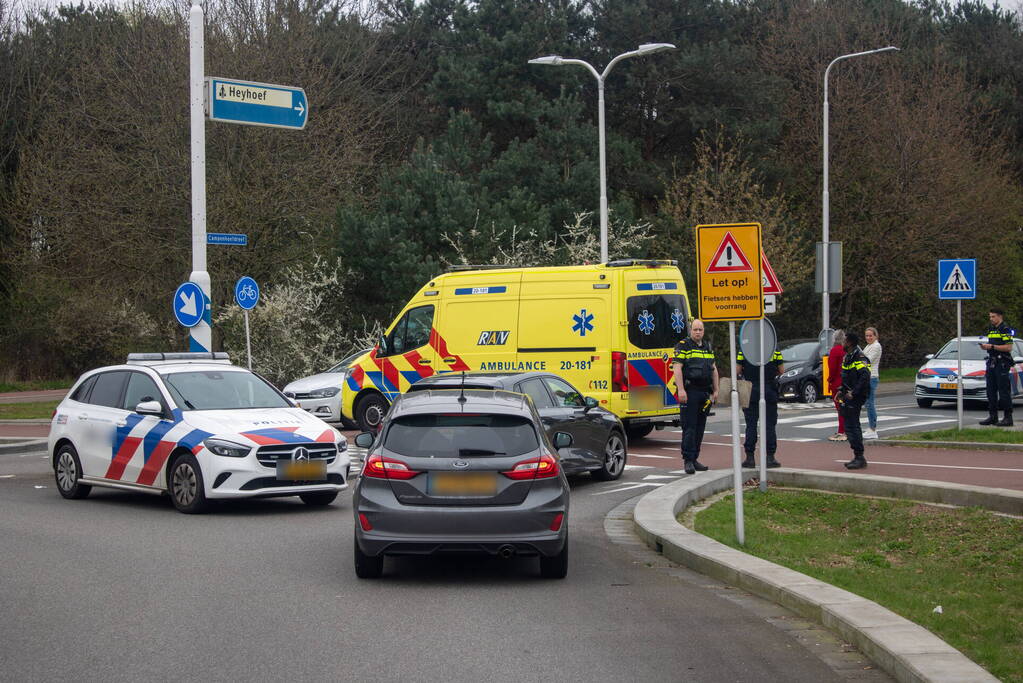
<box><xmin>530</xmin><ymin>43</ymin><xmax>676</xmax><ymax>263</ymax></box>
<box><xmin>821</xmin><ymin>46</ymin><xmax>899</xmax><ymax>334</ymax></box>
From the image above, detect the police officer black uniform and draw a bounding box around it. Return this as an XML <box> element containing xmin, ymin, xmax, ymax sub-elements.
<box><xmin>737</xmin><ymin>348</ymin><xmax>785</xmax><ymax>469</ymax></box>
<box><xmin>837</xmin><ymin>332</ymin><xmax>871</xmax><ymax>470</ymax></box>
<box><xmin>672</xmin><ymin>319</ymin><xmax>719</xmax><ymax>475</ymax></box>
<box><xmin>979</xmin><ymin>308</ymin><xmax>1015</xmax><ymax>427</ymax></box>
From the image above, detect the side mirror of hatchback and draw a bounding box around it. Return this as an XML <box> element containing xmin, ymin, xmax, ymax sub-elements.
<box><xmin>583</xmin><ymin>396</ymin><xmax>599</xmax><ymax>411</ymax></box>
<box><xmin>552</xmin><ymin>432</ymin><xmax>573</xmax><ymax>450</ymax></box>
<box><xmin>355</xmin><ymin>432</ymin><xmax>375</xmax><ymax>449</ymax></box>
<box><xmin>135</xmin><ymin>400</ymin><xmax>164</xmax><ymax>417</ymax></box>
<box><xmin>925</xmin><ymin>354</ymin><xmax>934</xmax><ymax>360</ymax></box>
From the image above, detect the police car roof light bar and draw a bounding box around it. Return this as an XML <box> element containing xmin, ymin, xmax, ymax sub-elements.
<box><xmin>127</xmin><ymin>352</ymin><xmax>230</xmax><ymax>363</ymax></box>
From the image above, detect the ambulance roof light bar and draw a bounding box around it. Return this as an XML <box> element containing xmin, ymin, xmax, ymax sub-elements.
<box><xmin>445</xmin><ymin>264</ymin><xmax>512</xmax><ymax>272</ymax></box>
<box><xmin>604</xmin><ymin>259</ymin><xmax>678</xmax><ymax>268</ymax></box>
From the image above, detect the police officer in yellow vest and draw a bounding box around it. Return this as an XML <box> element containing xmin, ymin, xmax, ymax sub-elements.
<box><xmin>672</xmin><ymin>319</ymin><xmax>719</xmax><ymax>474</ymax></box>
<box><xmin>979</xmin><ymin>307</ymin><xmax>1015</xmax><ymax>427</ymax></box>
<box><xmin>738</xmin><ymin>347</ymin><xmax>785</xmax><ymax>469</ymax></box>
<box><xmin>837</xmin><ymin>332</ymin><xmax>871</xmax><ymax>470</ymax></box>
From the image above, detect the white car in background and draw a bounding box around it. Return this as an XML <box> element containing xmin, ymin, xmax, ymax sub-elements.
<box><xmin>914</xmin><ymin>336</ymin><xmax>1023</xmax><ymax>408</ymax></box>
<box><xmin>47</xmin><ymin>352</ymin><xmax>350</xmax><ymax>513</ymax></box>
<box><xmin>283</xmin><ymin>349</ymin><xmax>371</xmax><ymax>427</ymax></box>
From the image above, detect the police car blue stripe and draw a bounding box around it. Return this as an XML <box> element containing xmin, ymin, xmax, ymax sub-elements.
<box><xmin>244</xmin><ymin>428</ymin><xmax>310</xmax><ymax>444</ymax></box>
<box><xmin>142</xmin><ymin>419</ymin><xmax>177</xmax><ymax>463</ymax></box>
<box><xmin>454</xmin><ymin>286</ymin><xmax>507</xmax><ymax>295</ymax></box>
<box><xmin>637</xmin><ymin>283</ymin><xmax>678</xmax><ymax>291</ymax></box>
<box><xmin>112</xmin><ymin>414</ymin><xmax>145</xmax><ymax>456</ymax></box>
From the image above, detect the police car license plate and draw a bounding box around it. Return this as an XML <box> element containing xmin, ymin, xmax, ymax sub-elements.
<box><xmin>277</xmin><ymin>461</ymin><xmax>327</xmax><ymax>481</ymax></box>
<box><xmin>939</xmin><ymin>383</ymin><xmax>958</xmax><ymax>390</ymax></box>
<box><xmin>429</xmin><ymin>472</ymin><xmax>497</xmax><ymax>496</ymax></box>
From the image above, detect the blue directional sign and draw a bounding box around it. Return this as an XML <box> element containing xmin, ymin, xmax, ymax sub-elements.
<box><xmin>938</xmin><ymin>259</ymin><xmax>976</xmax><ymax>300</ymax></box>
<box><xmin>235</xmin><ymin>276</ymin><xmax>260</xmax><ymax>311</ymax></box>
<box><xmin>207</xmin><ymin>77</ymin><xmax>308</xmax><ymax>130</ymax></box>
<box><xmin>208</xmin><ymin>233</ymin><xmax>248</xmax><ymax>246</ymax></box>
<box><xmin>174</xmin><ymin>282</ymin><xmax>206</xmax><ymax>328</ymax></box>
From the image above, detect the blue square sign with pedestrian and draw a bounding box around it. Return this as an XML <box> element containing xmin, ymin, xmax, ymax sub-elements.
<box><xmin>938</xmin><ymin>259</ymin><xmax>976</xmax><ymax>300</ymax></box>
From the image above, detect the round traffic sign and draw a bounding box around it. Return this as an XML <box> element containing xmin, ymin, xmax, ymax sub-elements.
<box><xmin>234</xmin><ymin>276</ymin><xmax>260</xmax><ymax>311</ymax></box>
<box><xmin>739</xmin><ymin>318</ymin><xmax>777</xmax><ymax>366</ymax></box>
<box><xmin>173</xmin><ymin>282</ymin><xmax>206</xmax><ymax>328</ymax></box>
<box><xmin>818</xmin><ymin>328</ymin><xmax>835</xmax><ymax>353</ymax></box>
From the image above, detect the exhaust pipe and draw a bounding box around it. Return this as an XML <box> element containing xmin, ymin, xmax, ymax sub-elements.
<box><xmin>498</xmin><ymin>544</ymin><xmax>516</xmax><ymax>559</ymax></box>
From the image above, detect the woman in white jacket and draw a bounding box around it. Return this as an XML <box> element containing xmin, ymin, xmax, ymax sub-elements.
<box><xmin>863</xmin><ymin>327</ymin><xmax>882</xmax><ymax>439</ymax></box>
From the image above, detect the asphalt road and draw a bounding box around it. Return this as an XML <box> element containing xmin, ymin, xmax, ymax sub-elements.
<box><xmin>0</xmin><ymin>449</ymin><xmax>887</xmax><ymax>682</ymax></box>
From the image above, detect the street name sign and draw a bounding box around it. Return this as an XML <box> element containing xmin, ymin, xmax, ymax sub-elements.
<box><xmin>206</xmin><ymin>77</ymin><xmax>308</xmax><ymax>130</ymax></box>
<box><xmin>938</xmin><ymin>259</ymin><xmax>976</xmax><ymax>300</ymax></box>
<box><xmin>696</xmin><ymin>223</ymin><xmax>764</xmax><ymax>322</ymax></box>
<box><xmin>208</xmin><ymin>233</ymin><xmax>248</xmax><ymax>246</ymax></box>
<box><xmin>174</xmin><ymin>281</ymin><xmax>206</xmax><ymax>328</ymax></box>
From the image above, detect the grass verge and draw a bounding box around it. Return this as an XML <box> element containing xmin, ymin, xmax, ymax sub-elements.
<box><xmin>893</xmin><ymin>427</ymin><xmax>1023</xmax><ymax>444</ymax></box>
<box><xmin>0</xmin><ymin>401</ymin><xmax>61</xmax><ymax>420</ymax></box>
<box><xmin>879</xmin><ymin>366</ymin><xmax>918</xmax><ymax>383</ymax></box>
<box><xmin>0</xmin><ymin>379</ymin><xmax>72</xmax><ymax>393</ymax></box>
<box><xmin>694</xmin><ymin>488</ymin><xmax>1022</xmax><ymax>682</ymax></box>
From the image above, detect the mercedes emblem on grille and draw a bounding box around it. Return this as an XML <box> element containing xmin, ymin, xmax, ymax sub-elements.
<box><xmin>452</xmin><ymin>460</ymin><xmax>469</xmax><ymax>469</ymax></box>
<box><xmin>292</xmin><ymin>447</ymin><xmax>309</xmax><ymax>462</ymax></box>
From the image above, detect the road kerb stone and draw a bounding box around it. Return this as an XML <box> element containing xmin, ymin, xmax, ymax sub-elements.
<box><xmin>0</xmin><ymin>439</ymin><xmax>48</xmax><ymax>455</ymax></box>
<box><xmin>631</xmin><ymin>470</ymin><xmax>1002</xmax><ymax>683</ymax></box>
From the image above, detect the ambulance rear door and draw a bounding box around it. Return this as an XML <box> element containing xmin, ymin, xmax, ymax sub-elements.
<box><xmin>621</xmin><ymin>269</ymin><xmax>690</xmax><ymax>414</ymax></box>
<box><xmin>438</xmin><ymin>272</ymin><xmax>522</xmax><ymax>373</ymax></box>
<box><xmin>517</xmin><ymin>268</ymin><xmax>610</xmax><ymax>404</ymax></box>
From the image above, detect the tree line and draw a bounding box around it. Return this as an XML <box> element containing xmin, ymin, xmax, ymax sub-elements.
<box><xmin>1</xmin><ymin>0</ymin><xmax>1021</xmax><ymax>381</ymax></box>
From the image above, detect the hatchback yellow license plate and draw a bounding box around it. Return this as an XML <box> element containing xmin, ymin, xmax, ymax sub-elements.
<box><xmin>429</xmin><ymin>472</ymin><xmax>497</xmax><ymax>496</ymax></box>
<box><xmin>939</xmin><ymin>383</ymin><xmax>958</xmax><ymax>390</ymax></box>
<box><xmin>277</xmin><ymin>461</ymin><xmax>327</xmax><ymax>481</ymax></box>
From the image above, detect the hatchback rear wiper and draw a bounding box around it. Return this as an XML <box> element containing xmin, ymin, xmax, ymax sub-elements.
<box><xmin>458</xmin><ymin>449</ymin><xmax>505</xmax><ymax>457</ymax></box>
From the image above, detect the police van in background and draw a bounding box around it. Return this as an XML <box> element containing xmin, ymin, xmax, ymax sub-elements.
<box><xmin>339</xmin><ymin>260</ymin><xmax>691</xmax><ymax>441</ymax></box>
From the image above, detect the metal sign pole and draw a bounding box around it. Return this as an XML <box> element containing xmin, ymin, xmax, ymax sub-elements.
<box><xmin>957</xmin><ymin>299</ymin><xmax>963</xmax><ymax>431</ymax></box>
<box><xmin>244</xmin><ymin>309</ymin><xmax>252</xmax><ymax>371</ymax></box>
<box><xmin>188</xmin><ymin>0</ymin><xmax>211</xmax><ymax>352</ymax></box>
<box><xmin>730</xmin><ymin>321</ymin><xmax>745</xmax><ymax>545</ymax></box>
<box><xmin>758</xmin><ymin>321</ymin><xmax>768</xmax><ymax>492</ymax></box>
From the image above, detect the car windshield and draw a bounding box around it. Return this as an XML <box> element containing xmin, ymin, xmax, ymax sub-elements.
<box><xmin>934</xmin><ymin>340</ymin><xmax>988</xmax><ymax>361</ymax></box>
<box><xmin>780</xmin><ymin>342</ymin><xmax>819</xmax><ymax>363</ymax></box>
<box><xmin>163</xmin><ymin>370</ymin><xmax>291</xmax><ymax>411</ymax></box>
<box><xmin>384</xmin><ymin>413</ymin><xmax>539</xmax><ymax>457</ymax></box>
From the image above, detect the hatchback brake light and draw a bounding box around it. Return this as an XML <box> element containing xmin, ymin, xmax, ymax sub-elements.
<box><xmin>502</xmin><ymin>452</ymin><xmax>559</xmax><ymax>480</ymax></box>
<box><xmin>612</xmin><ymin>351</ymin><xmax>629</xmax><ymax>392</ymax></box>
<box><xmin>363</xmin><ymin>454</ymin><xmax>421</xmax><ymax>480</ymax></box>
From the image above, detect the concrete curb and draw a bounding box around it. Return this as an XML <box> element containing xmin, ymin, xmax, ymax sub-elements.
<box><xmin>875</xmin><ymin>438</ymin><xmax>1023</xmax><ymax>452</ymax></box>
<box><xmin>0</xmin><ymin>419</ymin><xmax>51</xmax><ymax>425</ymax></box>
<box><xmin>632</xmin><ymin>468</ymin><xmax>1011</xmax><ymax>683</ymax></box>
<box><xmin>0</xmin><ymin>438</ymin><xmax>48</xmax><ymax>455</ymax></box>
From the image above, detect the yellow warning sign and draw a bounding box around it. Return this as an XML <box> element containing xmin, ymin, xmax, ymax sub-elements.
<box><xmin>696</xmin><ymin>223</ymin><xmax>764</xmax><ymax>322</ymax></box>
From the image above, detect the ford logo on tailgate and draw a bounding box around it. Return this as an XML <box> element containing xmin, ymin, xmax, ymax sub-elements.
<box><xmin>452</xmin><ymin>460</ymin><xmax>469</xmax><ymax>469</ymax></box>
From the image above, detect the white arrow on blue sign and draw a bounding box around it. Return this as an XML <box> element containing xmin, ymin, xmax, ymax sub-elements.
<box><xmin>206</xmin><ymin>77</ymin><xmax>308</xmax><ymax>130</ymax></box>
<box><xmin>234</xmin><ymin>276</ymin><xmax>260</xmax><ymax>311</ymax></box>
<box><xmin>174</xmin><ymin>281</ymin><xmax>206</xmax><ymax>327</ymax></box>
<box><xmin>938</xmin><ymin>259</ymin><xmax>976</xmax><ymax>300</ymax></box>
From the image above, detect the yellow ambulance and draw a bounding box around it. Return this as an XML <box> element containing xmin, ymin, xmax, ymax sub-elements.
<box><xmin>340</xmin><ymin>260</ymin><xmax>692</xmax><ymax>439</ymax></box>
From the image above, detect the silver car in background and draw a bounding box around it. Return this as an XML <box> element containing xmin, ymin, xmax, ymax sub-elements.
<box><xmin>283</xmin><ymin>348</ymin><xmax>370</xmax><ymax>426</ymax></box>
<box><xmin>352</xmin><ymin>389</ymin><xmax>571</xmax><ymax>579</ymax></box>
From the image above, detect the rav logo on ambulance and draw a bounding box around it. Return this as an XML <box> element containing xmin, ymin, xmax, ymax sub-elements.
<box><xmin>477</xmin><ymin>330</ymin><xmax>510</xmax><ymax>346</ymax></box>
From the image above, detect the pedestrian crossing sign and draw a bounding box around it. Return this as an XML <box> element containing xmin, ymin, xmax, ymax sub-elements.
<box><xmin>937</xmin><ymin>259</ymin><xmax>976</xmax><ymax>300</ymax></box>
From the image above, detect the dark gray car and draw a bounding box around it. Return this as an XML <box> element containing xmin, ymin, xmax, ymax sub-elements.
<box><xmin>407</xmin><ymin>371</ymin><xmax>627</xmax><ymax>481</ymax></box>
<box><xmin>352</xmin><ymin>389</ymin><xmax>571</xmax><ymax>579</ymax></box>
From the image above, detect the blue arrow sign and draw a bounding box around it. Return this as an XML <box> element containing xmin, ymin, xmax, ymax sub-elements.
<box><xmin>938</xmin><ymin>259</ymin><xmax>976</xmax><ymax>300</ymax></box>
<box><xmin>208</xmin><ymin>233</ymin><xmax>248</xmax><ymax>246</ymax></box>
<box><xmin>235</xmin><ymin>276</ymin><xmax>260</xmax><ymax>311</ymax></box>
<box><xmin>174</xmin><ymin>282</ymin><xmax>206</xmax><ymax>328</ymax></box>
<box><xmin>207</xmin><ymin>77</ymin><xmax>308</xmax><ymax>130</ymax></box>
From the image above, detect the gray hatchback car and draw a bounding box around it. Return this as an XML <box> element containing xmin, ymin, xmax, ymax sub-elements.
<box><xmin>352</xmin><ymin>388</ymin><xmax>570</xmax><ymax>579</ymax></box>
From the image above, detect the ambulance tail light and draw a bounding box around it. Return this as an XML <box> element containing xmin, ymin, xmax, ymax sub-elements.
<box><xmin>612</xmin><ymin>352</ymin><xmax>629</xmax><ymax>392</ymax></box>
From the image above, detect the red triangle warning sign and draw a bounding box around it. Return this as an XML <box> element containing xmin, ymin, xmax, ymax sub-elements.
<box><xmin>706</xmin><ymin>232</ymin><xmax>754</xmax><ymax>273</ymax></box>
<box><xmin>761</xmin><ymin>252</ymin><xmax>783</xmax><ymax>294</ymax></box>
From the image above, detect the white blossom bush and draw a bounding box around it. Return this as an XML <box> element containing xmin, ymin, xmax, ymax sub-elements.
<box><xmin>215</xmin><ymin>256</ymin><xmax>380</xmax><ymax>387</ymax></box>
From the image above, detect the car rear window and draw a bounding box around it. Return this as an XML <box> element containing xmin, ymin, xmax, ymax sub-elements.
<box><xmin>384</xmin><ymin>414</ymin><xmax>539</xmax><ymax>458</ymax></box>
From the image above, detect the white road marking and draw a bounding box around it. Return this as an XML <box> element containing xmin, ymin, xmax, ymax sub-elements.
<box><xmin>780</xmin><ymin>438</ymin><xmax>817</xmax><ymax>442</ymax></box>
<box><xmin>628</xmin><ymin>453</ymin><xmax>677</xmax><ymax>459</ymax></box>
<box><xmin>0</xmin><ymin>474</ymin><xmax>14</xmax><ymax>478</ymax></box>
<box><xmin>591</xmin><ymin>482</ymin><xmax>665</xmax><ymax>495</ymax></box>
<box><xmin>877</xmin><ymin>419</ymin><xmax>952</xmax><ymax>431</ymax></box>
<box><xmin>623</xmin><ymin>464</ymin><xmax>653</xmax><ymax>471</ymax></box>
<box><xmin>643</xmin><ymin>474</ymin><xmax>681</xmax><ymax>480</ymax></box>
<box><xmin>833</xmin><ymin>459</ymin><xmax>1023</xmax><ymax>473</ymax></box>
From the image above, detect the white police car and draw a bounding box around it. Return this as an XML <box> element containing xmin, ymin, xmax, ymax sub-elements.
<box><xmin>48</xmin><ymin>352</ymin><xmax>350</xmax><ymax>513</ymax></box>
<box><xmin>914</xmin><ymin>336</ymin><xmax>1023</xmax><ymax>408</ymax></box>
